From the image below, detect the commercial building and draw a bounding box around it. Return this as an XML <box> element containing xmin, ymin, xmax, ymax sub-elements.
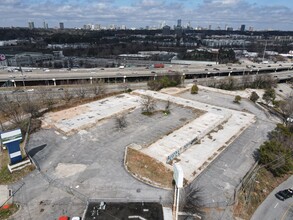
<box><xmin>7</xmin><ymin>52</ymin><xmax>53</xmax><ymax>66</ymax></box>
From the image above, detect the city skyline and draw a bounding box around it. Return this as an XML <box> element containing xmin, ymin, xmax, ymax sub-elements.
<box><xmin>1</xmin><ymin>0</ymin><xmax>293</xmax><ymax>30</ymax></box>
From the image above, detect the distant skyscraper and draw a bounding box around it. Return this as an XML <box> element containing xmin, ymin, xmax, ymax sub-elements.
<box><xmin>177</xmin><ymin>19</ymin><xmax>181</xmax><ymax>27</ymax></box>
<box><xmin>28</xmin><ymin>21</ymin><xmax>34</xmax><ymax>29</ymax></box>
<box><xmin>240</xmin><ymin>24</ymin><xmax>246</xmax><ymax>32</ymax></box>
<box><xmin>59</xmin><ymin>22</ymin><xmax>64</xmax><ymax>30</ymax></box>
<box><xmin>208</xmin><ymin>25</ymin><xmax>212</xmax><ymax>30</ymax></box>
<box><xmin>43</xmin><ymin>21</ymin><xmax>49</xmax><ymax>29</ymax></box>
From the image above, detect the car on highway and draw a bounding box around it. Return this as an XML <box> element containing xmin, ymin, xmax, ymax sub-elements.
<box><xmin>275</xmin><ymin>188</ymin><xmax>293</xmax><ymax>201</ymax></box>
<box><xmin>12</xmin><ymin>89</ymin><xmax>25</xmax><ymax>93</ymax></box>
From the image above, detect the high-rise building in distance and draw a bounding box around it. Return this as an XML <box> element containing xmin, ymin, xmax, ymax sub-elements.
<box><xmin>59</xmin><ymin>22</ymin><xmax>64</xmax><ymax>30</ymax></box>
<box><xmin>28</xmin><ymin>21</ymin><xmax>34</xmax><ymax>29</ymax></box>
<box><xmin>177</xmin><ymin>19</ymin><xmax>181</xmax><ymax>27</ymax></box>
<box><xmin>240</xmin><ymin>24</ymin><xmax>246</xmax><ymax>32</ymax></box>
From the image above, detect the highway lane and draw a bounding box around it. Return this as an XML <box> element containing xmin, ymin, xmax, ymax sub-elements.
<box><xmin>0</xmin><ymin>63</ymin><xmax>292</xmax><ymax>83</ymax></box>
<box><xmin>251</xmin><ymin>175</ymin><xmax>293</xmax><ymax>220</ymax></box>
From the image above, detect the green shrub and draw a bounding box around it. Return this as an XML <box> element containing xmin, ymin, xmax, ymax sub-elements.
<box><xmin>147</xmin><ymin>74</ymin><xmax>181</xmax><ymax>91</ymax></box>
<box><xmin>259</xmin><ymin>140</ymin><xmax>293</xmax><ymax>176</ymax></box>
<box><xmin>191</xmin><ymin>84</ymin><xmax>199</xmax><ymax>94</ymax></box>
<box><xmin>234</xmin><ymin>95</ymin><xmax>241</xmax><ymax>103</ymax></box>
<box><xmin>250</xmin><ymin>91</ymin><xmax>259</xmax><ymax>102</ymax></box>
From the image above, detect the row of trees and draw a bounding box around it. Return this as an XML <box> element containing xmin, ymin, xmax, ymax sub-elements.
<box><xmin>0</xmin><ymin>82</ymin><xmax>107</xmax><ymax>132</ymax></box>
<box><xmin>258</xmin><ymin>124</ymin><xmax>293</xmax><ymax>176</ymax></box>
<box><xmin>147</xmin><ymin>74</ymin><xmax>182</xmax><ymax>91</ymax></box>
<box><xmin>214</xmin><ymin>74</ymin><xmax>276</xmax><ymax>91</ymax></box>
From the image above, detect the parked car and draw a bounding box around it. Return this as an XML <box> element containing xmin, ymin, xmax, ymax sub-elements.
<box><xmin>58</xmin><ymin>216</ymin><xmax>69</xmax><ymax>220</ymax></box>
<box><xmin>275</xmin><ymin>188</ymin><xmax>293</xmax><ymax>201</ymax></box>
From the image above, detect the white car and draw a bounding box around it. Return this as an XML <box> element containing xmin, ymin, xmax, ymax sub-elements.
<box><xmin>71</xmin><ymin>217</ymin><xmax>81</xmax><ymax>220</ymax></box>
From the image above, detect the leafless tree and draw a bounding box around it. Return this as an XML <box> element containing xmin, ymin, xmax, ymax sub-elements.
<box><xmin>115</xmin><ymin>114</ymin><xmax>127</xmax><ymax>130</ymax></box>
<box><xmin>242</xmin><ymin>74</ymin><xmax>253</xmax><ymax>88</ymax></box>
<box><xmin>21</xmin><ymin>93</ymin><xmax>40</xmax><ymax>118</ymax></box>
<box><xmin>164</xmin><ymin>100</ymin><xmax>171</xmax><ymax>114</ymax></box>
<box><xmin>0</xmin><ymin>94</ymin><xmax>24</xmax><ymax>126</ymax></box>
<box><xmin>60</xmin><ymin>88</ymin><xmax>73</xmax><ymax>103</ymax></box>
<box><xmin>119</xmin><ymin>83</ymin><xmax>131</xmax><ymax>92</ymax></box>
<box><xmin>140</xmin><ymin>95</ymin><xmax>156</xmax><ymax>114</ymax></box>
<box><xmin>279</xmin><ymin>95</ymin><xmax>293</xmax><ymax>124</ymax></box>
<box><xmin>75</xmin><ymin>86</ymin><xmax>86</xmax><ymax>98</ymax></box>
<box><xmin>38</xmin><ymin>89</ymin><xmax>55</xmax><ymax>110</ymax></box>
<box><xmin>97</xmin><ymin>79</ymin><xmax>106</xmax><ymax>95</ymax></box>
<box><xmin>180</xmin><ymin>184</ymin><xmax>205</xmax><ymax>218</ymax></box>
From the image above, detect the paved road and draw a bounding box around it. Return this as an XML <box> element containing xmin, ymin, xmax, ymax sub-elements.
<box><xmin>1</xmin><ymin>62</ymin><xmax>292</xmax><ymax>83</ymax></box>
<box><xmin>179</xmin><ymin>89</ymin><xmax>277</xmax><ymax>219</ymax></box>
<box><xmin>251</xmin><ymin>175</ymin><xmax>293</xmax><ymax>220</ymax></box>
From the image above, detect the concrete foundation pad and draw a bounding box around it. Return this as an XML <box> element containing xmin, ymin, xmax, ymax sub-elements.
<box><xmin>42</xmin><ymin>93</ymin><xmax>141</xmax><ymax>135</ymax></box>
<box><xmin>54</xmin><ymin>163</ymin><xmax>87</xmax><ymax>178</ymax></box>
<box><xmin>133</xmin><ymin>89</ymin><xmax>256</xmax><ymax>184</ymax></box>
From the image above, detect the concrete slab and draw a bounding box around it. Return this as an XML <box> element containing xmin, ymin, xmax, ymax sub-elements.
<box><xmin>42</xmin><ymin>93</ymin><xmax>141</xmax><ymax>135</ymax></box>
<box><xmin>133</xmin><ymin>89</ymin><xmax>255</xmax><ymax>184</ymax></box>
<box><xmin>55</xmin><ymin>163</ymin><xmax>87</xmax><ymax>178</ymax></box>
<box><xmin>0</xmin><ymin>185</ymin><xmax>11</xmax><ymax>205</ymax></box>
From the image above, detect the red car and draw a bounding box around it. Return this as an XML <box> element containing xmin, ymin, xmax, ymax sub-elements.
<box><xmin>58</xmin><ymin>216</ymin><xmax>69</xmax><ymax>220</ymax></box>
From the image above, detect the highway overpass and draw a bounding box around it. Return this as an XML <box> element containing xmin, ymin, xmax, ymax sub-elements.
<box><xmin>0</xmin><ymin>62</ymin><xmax>292</xmax><ymax>87</ymax></box>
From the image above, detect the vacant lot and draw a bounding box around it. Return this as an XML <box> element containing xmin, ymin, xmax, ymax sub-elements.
<box><xmin>12</xmin><ymin>95</ymin><xmax>195</xmax><ymax>219</ymax></box>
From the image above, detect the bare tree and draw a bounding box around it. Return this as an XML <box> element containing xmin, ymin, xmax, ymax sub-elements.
<box><xmin>140</xmin><ymin>95</ymin><xmax>156</xmax><ymax>115</ymax></box>
<box><xmin>115</xmin><ymin>114</ymin><xmax>127</xmax><ymax>130</ymax></box>
<box><xmin>60</xmin><ymin>88</ymin><xmax>73</xmax><ymax>103</ymax></box>
<box><xmin>38</xmin><ymin>89</ymin><xmax>55</xmax><ymax>110</ymax></box>
<box><xmin>75</xmin><ymin>86</ymin><xmax>86</xmax><ymax>98</ymax></box>
<box><xmin>242</xmin><ymin>74</ymin><xmax>253</xmax><ymax>88</ymax></box>
<box><xmin>97</xmin><ymin>79</ymin><xmax>106</xmax><ymax>95</ymax></box>
<box><xmin>21</xmin><ymin>93</ymin><xmax>40</xmax><ymax>118</ymax></box>
<box><xmin>180</xmin><ymin>185</ymin><xmax>205</xmax><ymax>218</ymax></box>
<box><xmin>0</xmin><ymin>94</ymin><xmax>24</xmax><ymax>126</ymax></box>
<box><xmin>164</xmin><ymin>100</ymin><xmax>171</xmax><ymax>114</ymax></box>
<box><xmin>279</xmin><ymin>96</ymin><xmax>293</xmax><ymax>124</ymax></box>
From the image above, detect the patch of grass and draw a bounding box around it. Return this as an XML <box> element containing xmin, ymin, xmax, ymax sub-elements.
<box><xmin>234</xmin><ymin>167</ymin><xmax>292</xmax><ymax>220</ymax></box>
<box><xmin>0</xmin><ymin>153</ymin><xmax>35</xmax><ymax>185</ymax></box>
<box><xmin>0</xmin><ymin>204</ymin><xmax>19</xmax><ymax>220</ymax></box>
<box><xmin>125</xmin><ymin>148</ymin><xmax>173</xmax><ymax>188</ymax></box>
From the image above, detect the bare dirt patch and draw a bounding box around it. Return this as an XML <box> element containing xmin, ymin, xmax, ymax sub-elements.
<box><xmin>54</xmin><ymin>163</ymin><xmax>87</xmax><ymax>178</ymax></box>
<box><xmin>125</xmin><ymin>148</ymin><xmax>173</xmax><ymax>189</ymax></box>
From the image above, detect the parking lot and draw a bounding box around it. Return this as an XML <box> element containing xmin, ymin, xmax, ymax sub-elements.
<box><xmin>9</xmin><ymin>85</ymin><xmax>279</xmax><ymax>219</ymax></box>
<box><xmin>11</xmin><ymin>94</ymin><xmax>196</xmax><ymax>219</ymax></box>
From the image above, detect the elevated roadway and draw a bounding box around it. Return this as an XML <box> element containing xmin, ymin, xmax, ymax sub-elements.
<box><xmin>0</xmin><ymin>62</ymin><xmax>292</xmax><ymax>86</ymax></box>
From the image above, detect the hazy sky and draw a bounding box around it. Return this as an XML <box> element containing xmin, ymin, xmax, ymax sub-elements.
<box><xmin>1</xmin><ymin>0</ymin><xmax>293</xmax><ymax>30</ymax></box>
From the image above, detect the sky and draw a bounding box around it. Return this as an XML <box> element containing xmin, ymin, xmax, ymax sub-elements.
<box><xmin>1</xmin><ymin>0</ymin><xmax>293</xmax><ymax>30</ymax></box>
